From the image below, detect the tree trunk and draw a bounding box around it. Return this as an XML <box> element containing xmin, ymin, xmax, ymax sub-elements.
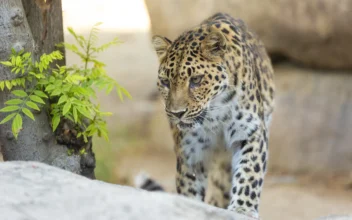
<box><xmin>0</xmin><ymin>0</ymin><xmax>96</xmax><ymax>179</ymax></box>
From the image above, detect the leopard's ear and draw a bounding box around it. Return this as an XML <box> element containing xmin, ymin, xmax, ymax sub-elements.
<box><xmin>152</xmin><ymin>35</ymin><xmax>172</xmax><ymax>62</ymax></box>
<box><xmin>201</xmin><ymin>27</ymin><xmax>227</xmax><ymax>60</ymax></box>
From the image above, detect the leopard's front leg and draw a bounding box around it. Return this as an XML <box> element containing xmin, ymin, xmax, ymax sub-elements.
<box><xmin>175</xmin><ymin>152</ymin><xmax>208</xmax><ymax>202</ymax></box>
<box><xmin>228</xmin><ymin>128</ymin><xmax>268</xmax><ymax>219</ymax></box>
<box><xmin>172</xmin><ymin>128</ymin><xmax>209</xmax><ymax>202</ymax></box>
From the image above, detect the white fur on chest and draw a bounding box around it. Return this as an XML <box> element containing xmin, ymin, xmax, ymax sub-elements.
<box><xmin>180</xmin><ymin>89</ymin><xmax>261</xmax><ymax>168</ymax></box>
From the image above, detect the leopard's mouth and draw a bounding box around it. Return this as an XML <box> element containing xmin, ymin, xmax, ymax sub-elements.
<box><xmin>178</xmin><ymin>121</ymin><xmax>193</xmax><ymax>129</ymax></box>
<box><xmin>176</xmin><ymin>109</ymin><xmax>207</xmax><ymax>129</ymax></box>
<box><xmin>191</xmin><ymin>109</ymin><xmax>207</xmax><ymax>124</ymax></box>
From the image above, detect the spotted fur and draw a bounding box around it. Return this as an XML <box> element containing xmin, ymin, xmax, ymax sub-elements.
<box><xmin>151</xmin><ymin>13</ymin><xmax>275</xmax><ymax>219</ymax></box>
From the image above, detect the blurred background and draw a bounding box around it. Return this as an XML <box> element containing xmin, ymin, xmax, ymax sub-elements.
<box><xmin>7</xmin><ymin>0</ymin><xmax>352</xmax><ymax>219</ymax></box>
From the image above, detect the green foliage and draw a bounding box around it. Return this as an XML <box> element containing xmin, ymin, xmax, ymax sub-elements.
<box><xmin>0</xmin><ymin>23</ymin><xmax>130</xmax><ymax>141</ymax></box>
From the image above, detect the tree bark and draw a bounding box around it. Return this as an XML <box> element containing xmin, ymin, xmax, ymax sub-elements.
<box><xmin>0</xmin><ymin>0</ymin><xmax>96</xmax><ymax>179</ymax></box>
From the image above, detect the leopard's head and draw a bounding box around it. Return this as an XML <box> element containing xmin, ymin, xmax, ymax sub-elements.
<box><xmin>152</xmin><ymin>27</ymin><xmax>231</xmax><ymax>129</ymax></box>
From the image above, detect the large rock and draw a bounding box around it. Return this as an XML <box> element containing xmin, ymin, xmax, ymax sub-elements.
<box><xmin>144</xmin><ymin>0</ymin><xmax>352</xmax><ymax>69</ymax></box>
<box><xmin>0</xmin><ymin>161</ymin><xmax>253</xmax><ymax>220</ymax></box>
<box><xmin>269</xmin><ymin>64</ymin><xmax>352</xmax><ymax>175</ymax></box>
<box><xmin>0</xmin><ymin>161</ymin><xmax>351</xmax><ymax>220</ymax></box>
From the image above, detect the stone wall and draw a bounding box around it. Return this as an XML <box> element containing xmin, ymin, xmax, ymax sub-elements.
<box><xmin>269</xmin><ymin>64</ymin><xmax>352</xmax><ymax>174</ymax></box>
<box><xmin>144</xmin><ymin>0</ymin><xmax>352</xmax><ymax>69</ymax></box>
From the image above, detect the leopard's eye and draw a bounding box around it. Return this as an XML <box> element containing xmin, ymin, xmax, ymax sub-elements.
<box><xmin>160</xmin><ymin>78</ymin><xmax>170</xmax><ymax>88</ymax></box>
<box><xmin>190</xmin><ymin>75</ymin><xmax>204</xmax><ymax>88</ymax></box>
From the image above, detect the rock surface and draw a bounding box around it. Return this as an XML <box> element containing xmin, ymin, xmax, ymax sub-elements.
<box><xmin>0</xmin><ymin>161</ymin><xmax>351</xmax><ymax>220</ymax></box>
<box><xmin>0</xmin><ymin>161</ymin><xmax>254</xmax><ymax>220</ymax></box>
<box><xmin>269</xmin><ymin>63</ymin><xmax>352</xmax><ymax>174</ymax></box>
<box><xmin>144</xmin><ymin>0</ymin><xmax>352</xmax><ymax>69</ymax></box>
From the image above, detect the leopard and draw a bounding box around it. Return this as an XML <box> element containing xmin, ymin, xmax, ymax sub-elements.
<box><xmin>141</xmin><ymin>12</ymin><xmax>275</xmax><ymax>219</ymax></box>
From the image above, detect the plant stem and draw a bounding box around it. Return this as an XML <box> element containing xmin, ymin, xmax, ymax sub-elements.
<box><xmin>84</xmin><ymin>28</ymin><xmax>95</xmax><ymax>77</ymax></box>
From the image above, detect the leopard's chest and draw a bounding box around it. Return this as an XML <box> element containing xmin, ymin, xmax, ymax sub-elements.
<box><xmin>179</xmin><ymin>90</ymin><xmax>261</xmax><ymax>167</ymax></box>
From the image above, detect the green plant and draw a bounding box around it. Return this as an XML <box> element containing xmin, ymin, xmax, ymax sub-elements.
<box><xmin>0</xmin><ymin>23</ymin><xmax>130</xmax><ymax>141</ymax></box>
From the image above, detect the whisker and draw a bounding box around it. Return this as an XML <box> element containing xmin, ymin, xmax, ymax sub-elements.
<box><xmin>197</xmin><ymin>114</ymin><xmax>228</xmax><ymax>127</ymax></box>
<box><xmin>208</xmin><ymin>103</ymin><xmax>235</xmax><ymax>111</ymax></box>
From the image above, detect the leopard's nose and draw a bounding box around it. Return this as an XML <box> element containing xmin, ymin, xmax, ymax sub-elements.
<box><xmin>170</xmin><ymin>109</ymin><xmax>187</xmax><ymax>119</ymax></box>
